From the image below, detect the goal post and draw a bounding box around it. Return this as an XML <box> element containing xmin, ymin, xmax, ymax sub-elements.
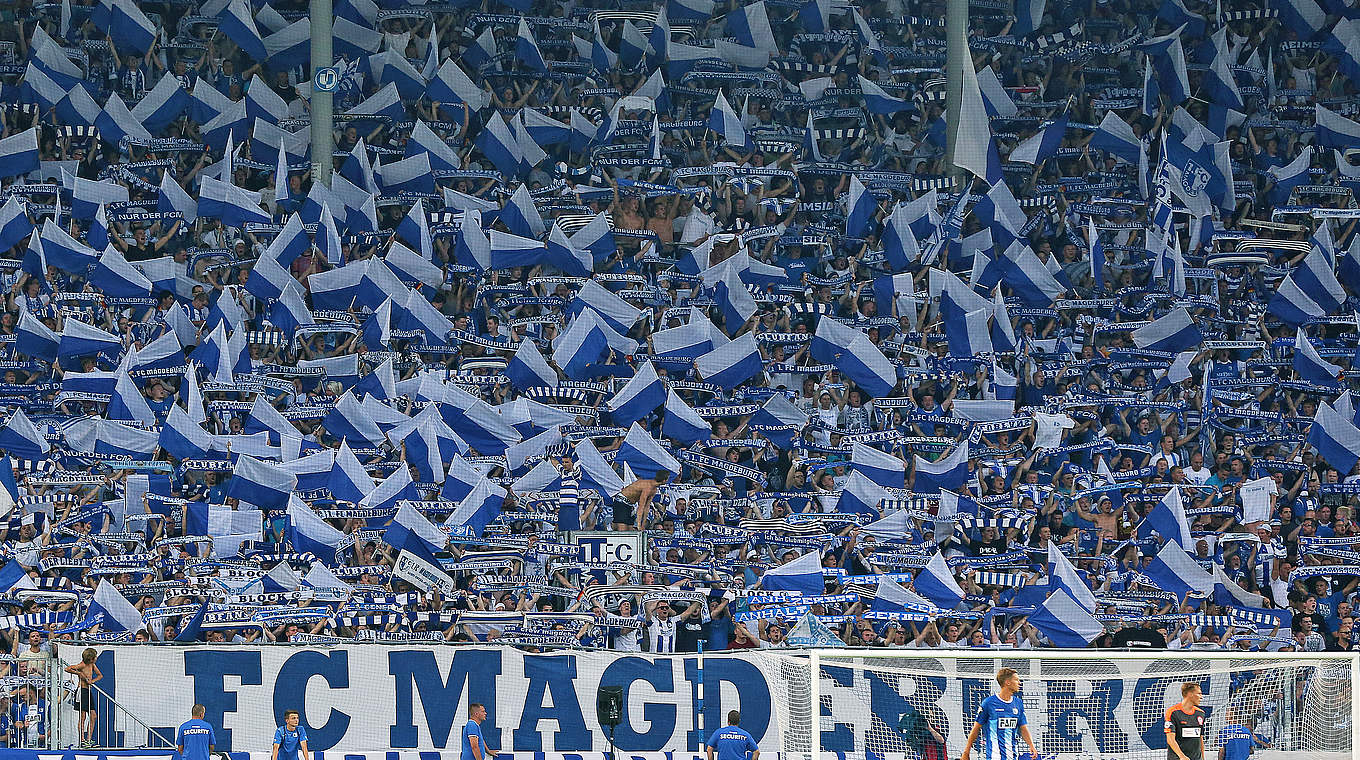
<box><xmin>789</xmin><ymin>649</ymin><xmax>1360</xmax><ymax>760</ymax></box>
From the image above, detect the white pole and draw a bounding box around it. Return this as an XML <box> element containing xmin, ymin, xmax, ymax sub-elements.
<box><xmin>1351</xmin><ymin>653</ymin><xmax>1359</xmax><ymax>756</ymax></box>
<box><xmin>309</xmin><ymin>0</ymin><xmax>334</xmax><ymax>184</ymax></box>
<box><xmin>809</xmin><ymin>649</ymin><xmax>821</xmax><ymax>760</ymax></box>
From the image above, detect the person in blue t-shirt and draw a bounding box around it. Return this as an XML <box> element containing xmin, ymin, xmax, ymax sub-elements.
<box><xmin>961</xmin><ymin>668</ymin><xmax>1038</xmax><ymax>760</ymax></box>
<box><xmin>706</xmin><ymin>710</ymin><xmax>759</xmax><ymax>760</ymax></box>
<box><xmin>177</xmin><ymin>704</ymin><xmax>216</xmax><ymax>760</ymax></box>
<box><xmin>271</xmin><ymin>710</ymin><xmax>308</xmax><ymax>760</ymax></box>
<box><xmin>461</xmin><ymin>703</ymin><xmax>497</xmax><ymax>760</ymax></box>
<box><xmin>1218</xmin><ymin>713</ymin><xmax>1270</xmax><ymax>760</ymax></box>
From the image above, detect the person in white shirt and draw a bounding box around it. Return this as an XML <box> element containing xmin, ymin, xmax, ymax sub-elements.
<box><xmin>1183</xmin><ymin>451</ymin><xmax>1213</xmax><ymax>486</ymax></box>
<box><xmin>609</xmin><ymin>600</ymin><xmax>643</xmax><ymax>652</ymax></box>
<box><xmin>645</xmin><ymin>602</ymin><xmax>677</xmax><ymax>653</ymax></box>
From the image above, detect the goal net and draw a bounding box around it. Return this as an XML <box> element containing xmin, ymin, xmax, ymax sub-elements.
<box><xmin>783</xmin><ymin>651</ymin><xmax>1357</xmax><ymax>760</ymax></box>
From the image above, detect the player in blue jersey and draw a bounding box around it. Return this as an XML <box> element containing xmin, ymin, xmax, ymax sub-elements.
<box><xmin>960</xmin><ymin>668</ymin><xmax>1038</xmax><ymax>760</ymax></box>
<box><xmin>177</xmin><ymin>704</ymin><xmax>215</xmax><ymax>760</ymax></box>
<box><xmin>271</xmin><ymin>710</ymin><xmax>308</xmax><ymax>760</ymax></box>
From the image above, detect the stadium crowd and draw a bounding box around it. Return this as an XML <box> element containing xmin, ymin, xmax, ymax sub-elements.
<box><xmin>0</xmin><ymin>0</ymin><xmax>1352</xmax><ymax>666</ymax></box>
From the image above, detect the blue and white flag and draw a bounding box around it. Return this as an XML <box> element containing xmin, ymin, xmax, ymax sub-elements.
<box><xmin>858</xmin><ymin>76</ymin><xmax>911</xmax><ymax>116</ymax></box>
<box><xmin>428</xmin><ymin>59</ymin><xmax>491</xmax><ymax>112</ymax></box>
<box><xmin>976</xmin><ymin>66</ymin><xmax>1018</xmax><ymax>118</ymax></box>
<box><xmin>219</xmin><ymin>0</ymin><xmax>267</xmax><ymax>60</ymax></box>
<box><xmin>845</xmin><ymin>174</ymin><xmax>877</xmax><ymax>238</ymax></box>
<box><xmin>1294</xmin><ymin>330</ymin><xmax>1343</xmax><ymax>387</ymax></box>
<box><xmin>1268</xmin><ymin>248</ymin><xmax>1347</xmax><ymax>325</ymax></box>
<box><xmin>696</xmin><ymin>333</ymin><xmax>762</xmax><ymax>390</ymax></box>
<box><xmin>1137</xmin><ymin>486</ymin><xmax>1192</xmax><ymax>548</ymax></box>
<box><xmin>86</xmin><ymin>579</ymin><xmax>144</xmax><ymax>632</ymax></box>
<box><xmin>760</xmin><ymin>550</ymin><xmax>824</xmax><ymax>595</ymax></box>
<box><xmin>1317</xmin><ymin>104</ymin><xmax>1360</xmax><ymax>150</ymax></box>
<box><xmin>225</xmin><ymin>455</ymin><xmax>297</xmax><ymax>509</ymax></box>
<box><xmin>198</xmin><ymin>176</ymin><xmax>270</xmax><ymax>227</ymax></box>
<box><xmin>1273</xmin><ymin>0</ymin><xmax>1326</xmax><ymax>38</ymax></box>
<box><xmin>956</xmin><ymin>54</ymin><xmax>1002</xmax><ymax>183</ymax></box>
<box><xmin>132</xmin><ymin>73</ymin><xmax>189</xmax><ymax>133</ymax></box>
<box><xmin>913</xmin><ymin>441</ymin><xmax>969</xmax><ymax>494</ymax></box>
<box><xmin>913</xmin><ymin>552</ymin><xmax>965</xmax><ymax>609</ymax></box>
<box><xmin>869</xmin><ymin>577</ymin><xmax>935</xmax><ymax>618</ymax></box>
<box><xmin>726</xmin><ymin>1</ymin><xmax>778</xmax><ymax>54</ymax></box>
<box><xmin>159</xmin><ymin>405</ymin><xmax>215</xmax><ymax>460</ymax></box>
<box><xmin>287</xmin><ymin>498</ymin><xmax>346</xmax><ymax>564</ymax></box>
<box><xmin>553</xmin><ymin>309</ymin><xmax>611</xmax><ymax>380</ymax></box>
<box><xmin>386</xmin><ymin>501</ymin><xmax>448</xmax><ymax>565</ymax></box>
<box><xmin>327</xmin><ymin>441</ymin><xmax>373</xmax><ymax>504</ymax></box>
<box><xmin>108</xmin><ymin>0</ymin><xmax>156</xmax><ymax>54</ymax></box>
<box><xmin>1030</xmin><ymin>589</ymin><xmax>1103</xmax><ymax>646</ymax></box>
<box><xmin>572</xmin><ymin>280</ymin><xmax>642</xmax><ymax>335</ymax></box>
<box><xmin>661</xmin><ymin>390</ymin><xmax>711</xmax><ymax>444</ymax></box>
<box><xmin>0</xmin><ymin>408</ymin><xmax>50</xmax><ymax>459</ymax></box>
<box><xmin>1143</xmin><ymin>540</ymin><xmax>1215</xmax><ymax>599</ymax></box>
<box><xmin>616</xmin><ymin>422</ymin><xmax>682</xmax><ymax>479</ymax></box>
<box><xmin>505</xmin><ymin>338</ymin><xmax>558</xmax><ymax>391</ymax></box>
<box><xmin>1090</xmin><ymin>111</ymin><xmax>1143</xmax><ymax>165</ymax></box>
<box><xmin>1132</xmin><ymin>307</ymin><xmax>1203</xmax><ymax>352</ymax></box>
<box><xmin>58</xmin><ymin>317</ymin><xmax>121</xmax><ymax>362</ymax></box>
<box><xmin>1087</xmin><ymin>216</ymin><xmax>1107</xmax><ymax>293</ymax></box>
<box><xmin>1046</xmin><ymin>541</ymin><xmax>1098</xmax><ymax>612</ymax></box>
<box><xmin>835</xmin><ymin>471</ymin><xmax>888</xmax><ymax>516</ymax></box>
<box><xmin>16</xmin><ymin>311</ymin><xmax>58</xmax><ymax>363</ymax></box>
<box><xmin>93</xmin><ymin>246</ymin><xmax>153</xmax><ymax>298</ymax></box>
<box><xmin>708</xmin><ymin>92</ymin><xmax>749</xmax><ymax>149</ymax></box>
<box><xmin>1009</xmin><ymin>106</ymin><xmax>1069</xmax><ymax>165</ymax></box>
<box><xmin>448</xmin><ymin>477</ymin><xmax>507</xmax><ymax>537</ymax></box>
<box><xmin>1309</xmin><ymin>400</ymin><xmax>1360</xmax><ymax>475</ymax></box>
<box><xmin>608</xmin><ymin>361</ymin><xmax>666</xmax><ymax>426</ymax></box>
<box><xmin>851</xmin><ymin>441</ymin><xmax>906</xmax><ymax>488</ymax></box>
<box><xmin>516</xmin><ymin>18</ymin><xmax>548</xmax><ymax>71</ymax></box>
<box><xmin>999</xmin><ymin>241</ymin><xmax>1067</xmax><ymax>305</ymax></box>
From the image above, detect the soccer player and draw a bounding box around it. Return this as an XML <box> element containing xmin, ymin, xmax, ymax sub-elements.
<box><xmin>177</xmin><ymin>705</ymin><xmax>215</xmax><ymax>760</ymax></box>
<box><xmin>706</xmin><ymin>710</ymin><xmax>759</xmax><ymax>760</ymax></box>
<box><xmin>461</xmin><ymin>702</ymin><xmax>498</xmax><ymax>760</ymax></box>
<box><xmin>271</xmin><ymin>710</ymin><xmax>308</xmax><ymax>760</ymax></box>
<box><xmin>960</xmin><ymin>667</ymin><xmax>1038</xmax><ymax>760</ymax></box>
<box><xmin>1165</xmin><ymin>682</ymin><xmax>1207</xmax><ymax>760</ymax></box>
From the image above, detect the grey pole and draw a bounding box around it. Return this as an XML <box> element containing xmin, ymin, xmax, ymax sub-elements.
<box><xmin>946</xmin><ymin>0</ymin><xmax>968</xmax><ymax>181</ymax></box>
<box><xmin>310</xmin><ymin>0</ymin><xmax>334</xmax><ymax>184</ymax></box>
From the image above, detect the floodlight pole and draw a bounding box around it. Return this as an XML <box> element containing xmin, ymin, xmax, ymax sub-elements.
<box><xmin>946</xmin><ymin>0</ymin><xmax>969</xmax><ymax>182</ymax></box>
<box><xmin>310</xmin><ymin>0</ymin><xmax>334</xmax><ymax>184</ymax></box>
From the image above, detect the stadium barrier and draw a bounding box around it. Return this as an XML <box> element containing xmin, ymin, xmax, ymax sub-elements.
<box><xmin>44</xmin><ymin>645</ymin><xmax>1360</xmax><ymax>759</ymax></box>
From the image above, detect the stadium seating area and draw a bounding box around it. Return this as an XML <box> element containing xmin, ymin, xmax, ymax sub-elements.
<box><xmin>0</xmin><ymin>0</ymin><xmax>1353</xmax><ymax>659</ymax></box>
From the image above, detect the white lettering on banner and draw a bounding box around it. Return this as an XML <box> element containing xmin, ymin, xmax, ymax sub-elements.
<box><xmin>57</xmin><ymin>644</ymin><xmax>788</xmax><ymax>754</ymax></box>
<box><xmin>392</xmin><ymin>551</ymin><xmax>459</xmax><ymax>596</ymax></box>
<box><xmin>1</xmin><ymin>753</ymin><xmax>717</xmax><ymax>760</ymax></box>
<box><xmin>572</xmin><ymin>531</ymin><xmax>644</xmax><ymax>566</ymax></box>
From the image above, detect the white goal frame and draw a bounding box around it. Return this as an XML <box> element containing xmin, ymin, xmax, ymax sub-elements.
<box><xmin>804</xmin><ymin>649</ymin><xmax>1360</xmax><ymax>760</ymax></box>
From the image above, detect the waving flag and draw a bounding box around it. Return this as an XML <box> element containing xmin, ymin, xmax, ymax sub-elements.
<box><xmin>914</xmin><ymin>442</ymin><xmax>969</xmax><ymax>494</ymax></box>
<box><xmin>696</xmin><ymin>333</ymin><xmax>762</xmax><ymax>389</ymax></box>
<box><xmin>0</xmin><ymin>409</ymin><xmax>50</xmax><ymax>459</ymax></box>
<box><xmin>1309</xmin><ymin>400</ymin><xmax>1360</xmax><ymax>474</ymax></box>
<box><xmin>661</xmin><ymin>390</ymin><xmax>711</xmax><ymax>444</ymax></box>
<box><xmin>1294</xmin><ymin>331</ymin><xmax>1344</xmax><ymax>387</ymax></box>
<box><xmin>516</xmin><ymin>18</ymin><xmax>548</xmax><ymax>72</ymax></box>
<box><xmin>708</xmin><ymin>92</ymin><xmax>749</xmax><ymax>149</ymax></box>
<box><xmin>386</xmin><ymin>502</ymin><xmax>448</xmax><ymax>565</ymax></box>
<box><xmin>956</xmin><ymin>53</ymin><xmax>1002</xmax><ymax>183</ymax></box>
<box><xmin>1132</xmin><ymin>307</ymin><xmax>1203</xmax><ymax>352</ymax></box>
<box><xmin>608</xmin><ymin>362</ymin><xmax>666</xmax><ymax>426</ymax></box>
<box><xmin>1137</xmin><ymin>486</ymin><xmax>1193</xmax><ymax>548</ymax></box>
<box><xmin>1268</xmin><ymin>249</ymin><xmax>1347</xmax><ymax>325</ymax></box>
<box><xmin>760</xmin><ymin>551</ymin><xmax>823</xmax><ymax>595</ymax></box>
<box><xmin>86</xmin><ymin>579</ymin><xmax>144</xmax><ymax>632</ymax></box>
<box><xmin>913</xmin><ymin>553</ymin><xmax>965</xmax><ymax>609</ymax></box>
<box><xmin>1030</xmin><ymin>589</ymin><xmax>1103</xmax><ymax>646</ymax></box>
<box><xmin>225</xmin><ymin>455</ymin><xmax>297</xmax><ymax>509</ymax></box>
<box><xmin>835</xmin><ymin>472</ymin><xmax>888</xmax><ymax>516</ymax></box>
<box><xmin>1009</xmin><ymin>106</ymin><xmax>1069</xmax><ymax>165</ymax></box>
<box><xmin>616</xmin><ymin>422</ymin><xmax>682</xmax><ymax>479</ymax></box>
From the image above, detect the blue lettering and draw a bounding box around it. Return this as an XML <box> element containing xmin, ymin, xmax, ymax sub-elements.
<box><xmin>388</xmin><ymin>649</ymin><xmax>502</xmax><ymax>749</ymax></box>
<box><xmin>684</xmin><ymin>657</ymin><xmax>770</xmax><ymax>750</ymax></box>
<box><xmin>599</xmin><ymin>656</ymin><xmax>676</xmax><ymax>751</ymax></box>
<box><xmin>274</xmin><ymin>650</ymin><xmax>351</xmax><ymax>750</ymax></box>
<box><xmin>515</xmin><ymin>655</ymin><xmax>589</xmax><ymax>750</ymax></box>
<box><xmin>1042</xmin><ymin>677</ymin><xmax>1127</xmax><ymax>753</ymax></box>
<box><xmin>183</xmin><ymin>650</ymin><xmax>263</xmax><ymax>751</ymax></box>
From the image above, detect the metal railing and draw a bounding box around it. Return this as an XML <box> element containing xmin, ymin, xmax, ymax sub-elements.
<box><xmin>47</xmin><ymin>655</ymin><xmax>175</xmax><ymax>750</ymax></box>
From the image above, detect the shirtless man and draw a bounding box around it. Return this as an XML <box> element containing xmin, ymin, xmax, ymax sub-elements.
<box><xmin>618</xmin><ymin>471</ymin><xmax>671</xmax><ymax>531</ymax></box>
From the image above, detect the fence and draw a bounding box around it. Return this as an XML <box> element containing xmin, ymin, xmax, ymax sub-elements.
<box><xmin>42</xmin><ymin>644</ymin><xmax>1360</xmax><ymax>759</ymax></box>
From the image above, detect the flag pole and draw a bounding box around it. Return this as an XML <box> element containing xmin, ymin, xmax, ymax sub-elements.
<box><xmin>310</xmin><ymin>0</ymin><xmax>334</xmax><ymax>184</ymax></box>
<box><xmin>946</xmin><ymin>0</ymin><xmax>969</xmax><ymax>183</ymax></box>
